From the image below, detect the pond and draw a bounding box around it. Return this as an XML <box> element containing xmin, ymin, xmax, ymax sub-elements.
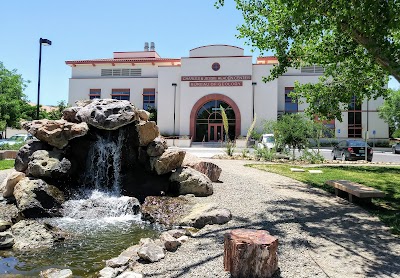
<box><xmin>0</xmin><ymin>191</ymin><xmax>160</xmax><ymax>277</ymax></box>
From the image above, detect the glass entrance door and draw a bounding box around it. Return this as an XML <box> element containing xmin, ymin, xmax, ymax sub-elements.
<box><xmin>208</xmin><ymin>124</ymin><xmax>224</xmax><ymax>142</ymax></box>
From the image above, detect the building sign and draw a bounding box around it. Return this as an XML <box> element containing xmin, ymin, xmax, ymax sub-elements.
<box><xmin>181</xmin><ymin>75</ymin><xmax>251</xmax><ymax>81</ymax></box>
<box><xmin>189</xmin><ymin>81</ymin><xmax>243</xmax><ymax>87</ymax></box>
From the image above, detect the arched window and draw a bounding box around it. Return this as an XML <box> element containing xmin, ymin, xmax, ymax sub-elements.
<box><xmin>195</xmin><ymin>100</ymin><xmax>236</xmax><ymax>142</ymax></box>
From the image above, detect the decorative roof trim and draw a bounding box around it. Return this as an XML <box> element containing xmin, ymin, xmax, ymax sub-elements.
<box><xmin>190</xmin><ymin>44</ymin><xmax>244</xmax><ymax>51</ymax></box>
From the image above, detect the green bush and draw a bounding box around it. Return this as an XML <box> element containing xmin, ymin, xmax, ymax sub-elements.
<box><xmin>254</xmin><ymin>146</ymin><xmax>276</xmax><ymax>161</ymax></box>
<box><xmin>299</xmin><ymin>149</ymin><xmax>325</xmax><ymax>164</ymax></box>
<box><xmin>392</xmin><ymin>129</ymin><xmax>400</xmax><ymax>138</ymax></box>
<box><xmin>224</xmin><ymin>141</ymin><xmax>235</xmax><ymax>156</ymax></box>
<box><xmin>0</xmin><ymin>142</ymin><xmax>24</xmax><ymax>150</ymax></box>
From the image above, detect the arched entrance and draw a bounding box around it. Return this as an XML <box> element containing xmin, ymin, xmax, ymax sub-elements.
<box><xmin>190</xmin><ymin>94</ymin><xmax>241</xmax><ymax>142</ymax></box>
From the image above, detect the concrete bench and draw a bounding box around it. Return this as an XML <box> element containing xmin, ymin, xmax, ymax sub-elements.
<box><xmin>326</xmin><ymin>180</ymin><xmax>385</xmax><ymax>203</ymax></box>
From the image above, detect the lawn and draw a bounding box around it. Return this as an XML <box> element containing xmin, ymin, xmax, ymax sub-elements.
<box><xmin>0</xmin><ymin>160</ymin><xmax>14</xmax><ymax>170</ymax></box>
<box><xmin>247</xmin><ymin>164</ymin><xmax>400</xmax><ymax>235</ymax></box>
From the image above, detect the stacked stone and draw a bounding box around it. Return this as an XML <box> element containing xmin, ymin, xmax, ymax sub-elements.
<box><xmin>0</xmin><ymin>99</ymin><xmax>226</xmax><ymax>254</ymax></box>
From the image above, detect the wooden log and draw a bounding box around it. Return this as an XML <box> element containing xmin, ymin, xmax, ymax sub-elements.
<box><xmin>224</xmin><ymin>229</ymin><xmax>278</xmax><ymax>278</ymax></box>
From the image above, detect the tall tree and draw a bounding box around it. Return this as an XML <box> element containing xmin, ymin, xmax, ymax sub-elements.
<box><xmin>0</xmin><ymin>62</ymin><xmax>30</xmax><ymax>129</ymax></box>
<box><xmin>378</xmin><ymin>89</ymin><xmax>400</xmax><ymax>136</ymax></box>
<box><xmin>47</xmin><ymin>100</ymin><xmax>68</xmax><ymax>120</ymax></box>
<box><xmin>216</xmin><ymin>0</ymin><xmax>400</xmax><ymax>120</ymax></box>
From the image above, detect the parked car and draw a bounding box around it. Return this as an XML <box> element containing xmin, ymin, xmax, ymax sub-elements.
<box><xmin>332</xmin><ymin>140</ymin><xmax>373</xmax><ymax>162</ymax></box>
<box><xmin>0</xmin><ymin>134</ymin><xmax>33</xmax><ymax>146</ymax></box>
<box><xmin>392</xmin><ymin>142</ymin><xmax>400</xmax><ymax>154</ymax></box>
<box><xmin>257</xmin><ymin>134</ymin><xmax>276</xmax><ymax>150</ymax></box>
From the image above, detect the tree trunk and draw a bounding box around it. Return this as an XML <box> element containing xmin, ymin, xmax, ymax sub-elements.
<box><xmin>224</xmin><ymin>229</ymin><xmax>278</xmax><ymax>278</ymax></box>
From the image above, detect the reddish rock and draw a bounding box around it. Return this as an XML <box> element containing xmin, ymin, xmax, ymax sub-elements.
<box><xmin>182</xmin><ymin>153</ymin><xmax>222</xmax><ymax>182</ymax></box>
<box><xmin>224</xmin><ymin>229</ymin><xmax>278</xmax><ymax>278</ymax></box>
<box><xmin>192</xmin><ymin>161</ymin><xmax>222</xmax><ymax>182</ymax></box>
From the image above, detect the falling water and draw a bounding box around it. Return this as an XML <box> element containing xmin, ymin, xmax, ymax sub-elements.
<box><xmin>0</xmin><ymin>127</ymin><xmax>162</xmax><ymax>276</ymax></box>
<box><xmin>83</xmin><ymin>129</ymin><xmax>125</xmax><ymax>193</ymax></box>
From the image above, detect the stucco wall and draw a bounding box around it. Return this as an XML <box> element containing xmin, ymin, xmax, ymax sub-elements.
<box><xmin>68</xmin><ymin>77</ymin><xmax>158</xmax><ymax>108</ymax></box>
<box><xmin>252</xmin><ymin>65</ymin><xmax>278</xmax><ymax>130</ymax></box>
<box><xmin>179</xmin><ymin>56</ymin><xmax>253</xmax><ymax>136</ymax></box>
<box><xmin>157</xmin><ymin>66</ymin><xmax>181</xmax><ymax>135</ymax></box>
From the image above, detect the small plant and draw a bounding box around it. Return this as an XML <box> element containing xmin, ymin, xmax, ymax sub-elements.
<box><xmin>299</xmin><ymin>149</ymin><xmax>325</xmax><ymax>164</ymax></box>
<box><xmin>241</xmin><ymin>148</ymin><xmax>249</xmax><ymax>158</ymax></box>
<box><xmin>220</xmin><ymin>105</ymin><xmax>235</xmax><ymax>156</ymax></box>
<box><xmin>225</xmin><ymin>141</ymin><xmax>235</xmax><ymax>156</ymax></box>
<box><xmin>253</xmin><ymin>145</ymin><xmax>276</xmax><ymax>161</ymax></box>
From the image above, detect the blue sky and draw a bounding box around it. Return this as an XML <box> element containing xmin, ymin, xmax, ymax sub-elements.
<box><xmin>1</xmin><ymin>0</ymin><xmax>399</xmax><ymax>106</ymax></box>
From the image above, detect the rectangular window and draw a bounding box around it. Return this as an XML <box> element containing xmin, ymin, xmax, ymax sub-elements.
<box><xmin>111</xmin><ymin>88</ymin><xmax>130</xmax><ymax>101</ymax></box>
<box><xmin>348</xmin><ymin>95</ymin><xmax>362</xmax><ymax>138</ymax></box>
<box><xmin>284</xmin><ymin>87</ymin><xmax>298</xmax><ymax>113</ymax></box>
<box><xmin>143</xmin><ymin>88</ymin><xmax>156</xmax><ymax>110</ymax></box>
<box><xmin>89</xmin><ymin>89</ymin><xmax>101</xmax><ymax>100</ymax></box>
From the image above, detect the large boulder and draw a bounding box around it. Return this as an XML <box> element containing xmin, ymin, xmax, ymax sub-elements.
<box><xmin>182</xmin><ymin>153</ymin><xmax>222</xmax><ymax>182</ymax></box>
<box><xmin>13</xmin><ymin>177</ymin><xmax>64</xmax><ymax>218</ymax></box>
<box><xmin>2</xmin><ymin>170</ymin><xmax>25</xmax><ymax>198</ymax></box>
<box><xmin>0</xmin><ymin>202</ymin><xmax>20</xmax><ymax>223</ymax></box>
<box><xmin>11</xmin><ymin>220</ymin><xmax>56</xmax><ymax>250</ymax></box>
<box><xmin>169</xmin><ymin>167</ymin><xmax>213</xmax><ymax>197</ymax></box>
<box><xmin>136</xmin><ymin>121</ymin><xmax>159</xmax><ymax>146</ymax></box>
<box><xmin>22</xmin><ymin>119</ymin><xmax>89</xmax><ymax>149</ymax></box>
<box><xmin>14</xmin><ymin>139</ymin><xmax>52</xmax><ymax>173</ymax></box>
<box><xmin>27</xmin><ymin>150</ymin><xmax>72</xmax><ymax>179</ymax></box>
<box><xmin>75</xmin><ymin>99</ymin><xmax>138</xmax><ymax>130</ymax></box>
<box><xmin>150</xmin><ymin>149</ymin><xmax>186</xmax><ymax>175</ymax></box>
<box><xmin>147</xmin><ymin>137</ymin><xmax>168</xmax><ymax>157</ymax></box>
<box><xmin>180</xmin><ymin>203</ymin><xmax>232</xmax><ymax>229</ymax></box>
<box><xmin>140</xmin><ymin>196</ymin><xmax>190</xmax><ymax>226</ymax></box>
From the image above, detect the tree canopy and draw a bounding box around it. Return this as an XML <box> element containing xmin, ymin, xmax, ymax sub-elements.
<box><xmin>216</xmin><ymin>0</ymin><xmax>400</xmax><ymax>120</ymax></box>
<box><xmin>378</xmin><ymin>88</ymin><xmax>400</xmax><ymax>136</ymax></box>
<box><xmin>0</xmin><ymin>62</ymin><xmax>30</xmax><ymax>129</ymax></box>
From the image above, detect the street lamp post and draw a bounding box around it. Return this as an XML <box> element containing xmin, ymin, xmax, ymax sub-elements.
<box><xmin>37</xmin><ymin>38</ymin><xmax>52</xmax><ymax>120</ymax></box>
<box><xmin>172</xmin><ymin>83</ymin><xmax>177</xmax><ymax>136</ymax></box>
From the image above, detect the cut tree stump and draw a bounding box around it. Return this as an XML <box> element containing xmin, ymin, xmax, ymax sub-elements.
<box><xmin>224</xmin><ymin>229</ymin><xmax>278</xmax><ymax>278</ymax></box>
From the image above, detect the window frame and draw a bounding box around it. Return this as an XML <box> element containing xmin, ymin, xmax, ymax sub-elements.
<box><xmin>142</xmin><ymin>88</ymin><xmax>156</xmax><ymax>110</ymax></box>
<box><xmin>89</xmin><ymin>89</ymin><xmax>101</xmax><ymax>100</ymax></box>
<box><xmin>111</xmin><ymin>88</ymin><xmax>130</xmax><ymax>101</ymax></box>
<box><xmin>284</xmin><ymin>87</ymin><xmax>298</xmax><ymax>113</ymax></box>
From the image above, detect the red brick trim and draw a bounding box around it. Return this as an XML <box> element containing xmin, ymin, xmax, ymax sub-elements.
<box><xmin>190</xmin><ymin>94</ymin><xmax>241</xmax><ymax>141</ymax></box>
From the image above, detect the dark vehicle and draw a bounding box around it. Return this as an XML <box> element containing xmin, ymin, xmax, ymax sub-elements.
<box><xmin>392</xmin><ymin>142</ymin><xmax>400</xmax><ymax>154</ymax></box>
<box><xmin>332</xmin><ymin>140</ymin><xmax>373</xmax><ymax>162</ymax></box>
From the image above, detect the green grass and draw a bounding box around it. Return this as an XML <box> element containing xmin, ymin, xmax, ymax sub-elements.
<box><xmin>247</xmin><ymin>164</ymin><xmax>400</xmax><ymax>235</ymax></box>
<box><xmin>0</xmin><ymin>160</ymin><xmax>15</xmax><ymax>170</ymax></box>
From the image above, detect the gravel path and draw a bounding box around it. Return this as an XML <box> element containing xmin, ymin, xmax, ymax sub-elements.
<box><xmin>139</xmin><ymin>159</ymin><xmax>400</xmax><ymax>278</ymax></box>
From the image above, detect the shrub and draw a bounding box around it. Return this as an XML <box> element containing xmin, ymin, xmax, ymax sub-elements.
<box><xmin>0</xmin><ymin>142</ymin><xmax>25</xmax><ymax>150</ymax></box>
<box><xmin>392</xmin><ymin>129</ymin><xmax>400</xmax><ymax>139</ymax></box>
<box><xmin>253</xmin><ymin>146</ymin><xmax>276</xmax><ymax>161</ymax></box>
<box><xmin>225</xmin><ymin>141</ymin><xmax>235</xmax><ymax>156</ymax></box>
<box><xmin>299</xmin><ymin>149</ymin><xmax>325</xmax><ymax>164</ymax></box>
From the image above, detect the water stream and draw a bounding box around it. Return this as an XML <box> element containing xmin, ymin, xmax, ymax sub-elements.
<box><xmin>0</xmin><ymin>129</ymin><xmax>160</xmax><ymax>277</ymax></box>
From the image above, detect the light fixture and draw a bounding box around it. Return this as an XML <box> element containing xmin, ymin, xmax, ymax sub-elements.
<box><xmin>37</xmin><ymin>38</ymin><xmax>52</xmax><ymax>120</ymax></box>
